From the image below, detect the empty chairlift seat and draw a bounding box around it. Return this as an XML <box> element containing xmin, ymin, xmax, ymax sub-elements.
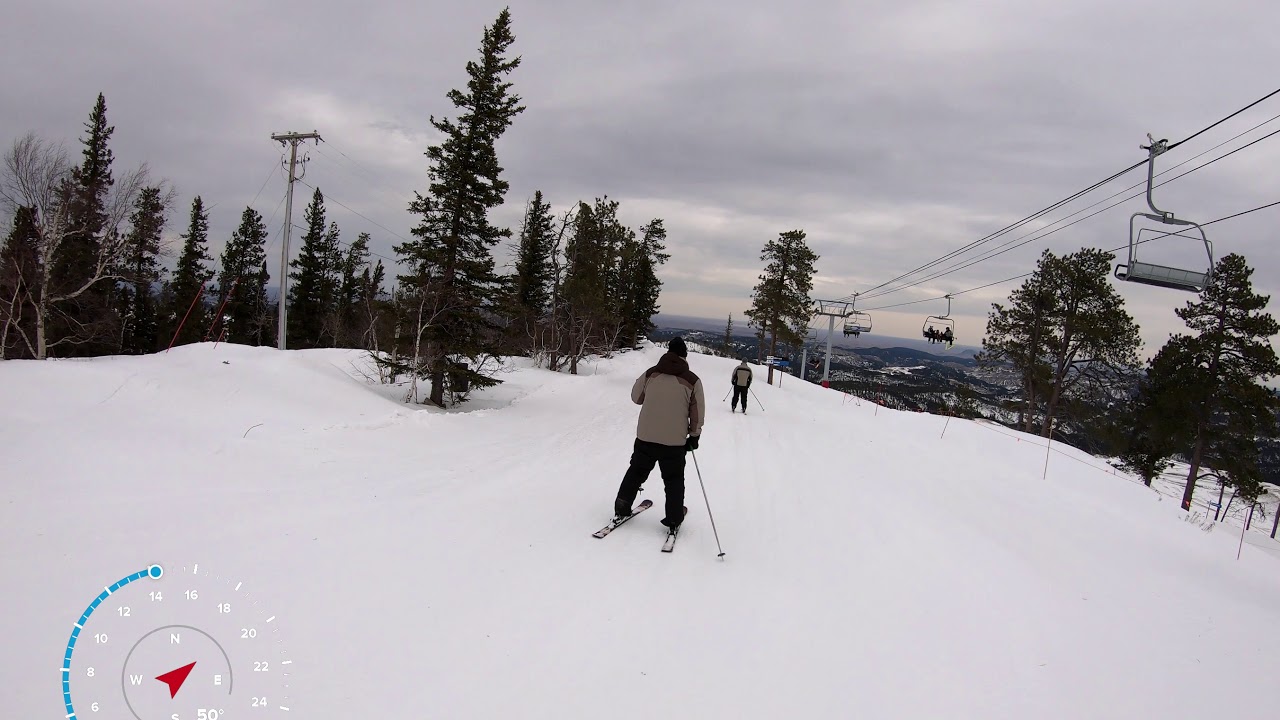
<box><xmin>1115</xmin><ymin>135</ymin><xmax>1214</xmax><ymax>294</ymax></box>
<box><xmin>1114</xmin><ymin>259</ymin><xmax>1209</xmax><ymax>292</ymax></box>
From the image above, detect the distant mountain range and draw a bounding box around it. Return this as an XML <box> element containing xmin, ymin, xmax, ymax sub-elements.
<box><xmin>653</xmin><ymin>313</ymin><xmax>982</xmax><ymax>359</ymax></box>
<box><xmin>652</xmin><ymin>314</ymin><xmax>1279</xmax><ymax>487</ymax></box>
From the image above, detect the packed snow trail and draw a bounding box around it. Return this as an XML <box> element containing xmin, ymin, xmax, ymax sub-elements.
<box><xmin>3</xmin><ymin>342</ymin><xmax>1280</xmax><ymax>719</ymax></box>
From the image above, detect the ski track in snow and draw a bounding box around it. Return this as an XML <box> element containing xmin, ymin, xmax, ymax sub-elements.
<box><xmin>3</xmin><ymin>342</ymin><xmax>1280</xmax><ymax>719</ymax></box>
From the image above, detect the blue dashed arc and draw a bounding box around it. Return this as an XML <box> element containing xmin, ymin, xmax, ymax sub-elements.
<box><xmin>62</xmin><ymin>564</ymin><xmax>163</xmax><ymax>719</ymax></box>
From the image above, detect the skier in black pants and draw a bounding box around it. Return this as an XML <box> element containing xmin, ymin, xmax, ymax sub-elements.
<box><xmin>730</xmin><ymin>360</ymin><xmax>752</xmax><ymax>413</ymax></box>
<box><xmin>613</xmin><ymin>337</ymin><xmax>706</xmax><ymax>529</ymax></box>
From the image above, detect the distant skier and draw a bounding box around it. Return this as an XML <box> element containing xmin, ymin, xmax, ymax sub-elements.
<box><xmin>730</xmin><ymin>360</ymin><xmax>752</xmax><ymax>413</ymax></box>
<box><xmin>612</xmin><ymin>336</ymin><xmax>705</xmax><ymax>530</ymax></box>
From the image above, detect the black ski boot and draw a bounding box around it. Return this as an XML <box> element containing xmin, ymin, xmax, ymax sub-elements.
<box><xmin>661</xmin><ymin>506</ymin><xmax>688</xmax><ymax>528</ymax></box>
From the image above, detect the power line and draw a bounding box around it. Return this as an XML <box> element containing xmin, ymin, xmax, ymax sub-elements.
<box><xmin>290</xmin><ymin>222</ymin><xmax>398</xmax><ymax>265</ymax></box>
<box><xmin>261</xmin><ymin>182</ymin><xmax>290</xmax><ymax>259</ymax></box>
<box><xmin>318</xmin><ymin>138</ymin><xmax>391</xmax><ymax>186</ymax></box>
<box><xmin>246</xmin><ymin>157</ymin><xmax>282</xmax><ymax>210</ymax></box>
<box><xmin>836</xmin><ymin>85</ymin><xmax>1280</xmax><ymax>303</ymax></box>
<box><xmin>311</xmin><ymin>144</ymin><xmax>416</xmax><ymax>205</ymax></box>
<box><xmin>293</xmin><ymin>177</ymin><xmax>413</xmax><ymax>247</ymax></box>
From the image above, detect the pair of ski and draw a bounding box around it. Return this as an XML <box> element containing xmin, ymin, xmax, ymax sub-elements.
<box><xmin>592</xmin><ymin>499</ymin><xmax>680</xmax><ymax>552</ymax></box>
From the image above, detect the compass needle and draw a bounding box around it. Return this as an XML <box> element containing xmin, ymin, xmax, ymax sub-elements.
<box><xmin>156</xmin><ymin>661</ymin><xmax>196</xmax><ymax>698</ymax></box>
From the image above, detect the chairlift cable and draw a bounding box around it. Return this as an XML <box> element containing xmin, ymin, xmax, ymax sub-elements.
<box><xmin>1165</xmin><ymin>86</ymin><xmax>1280</xmax><ymax>152</ymax></box>
<box><xmin>836</xmin><ymin>85</ymin><xmax>1280</xmax><ymax>303</ymax></box>
<box><xmin>832</xmin><ymin>158</ymin><xmax>1147</xmax><ymax>302</ymax></box>
<box><xmin>858</xmin><ymin>113</ymin><xmax>1280</xmax><ymax>300</ymax></box>
<box><xmin>856</xmin><ymin>124</ymin><xmax>1280</xmax><ymax>301</ymax></box>
<box><xmin>856</xmin><ymin>197</ymin><xmax>1280</xmax><ymax>313</ymax></box>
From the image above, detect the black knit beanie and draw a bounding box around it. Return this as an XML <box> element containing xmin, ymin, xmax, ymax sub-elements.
<box><xmin>668</xmin><ymin>336</ymin><xmax>688</xmax><ymax>358</ymax></box>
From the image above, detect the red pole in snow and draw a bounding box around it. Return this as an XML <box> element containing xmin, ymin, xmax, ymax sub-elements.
<box><xmin>205</xmin><ymin>277</ymin><xmax>238</xmax><ymax>342</ymax></box>
<box><xmin>167</xmin><ymin>282</ymin><xmax>206</xmax><ymax>352</ymax></box>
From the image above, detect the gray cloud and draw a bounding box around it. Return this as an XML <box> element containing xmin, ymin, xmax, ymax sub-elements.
<box><xmin>3</xmin><ymin>0</ymin><xmax>1278</xmax><ymax>358</ymax></box>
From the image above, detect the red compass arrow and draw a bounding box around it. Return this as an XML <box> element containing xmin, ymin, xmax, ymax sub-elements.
<box><xmin>155</xmin><ymin>661</ymin><xmax>196</xmax><ymax>698</ymax></box>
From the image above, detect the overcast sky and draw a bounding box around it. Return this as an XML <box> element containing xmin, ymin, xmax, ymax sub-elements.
<box><xmin>4</xmin><ymin>0</ymin><xmax>1278</xmax><ymax>356</ymax></box>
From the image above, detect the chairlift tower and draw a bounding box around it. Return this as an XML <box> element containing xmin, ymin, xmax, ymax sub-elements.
<box><xmin>814</xmin><ymin>298</ymin><xmax>854</xmax><ymax>385</ymax></box>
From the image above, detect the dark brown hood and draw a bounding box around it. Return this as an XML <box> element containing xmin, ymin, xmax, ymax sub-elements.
<box><xmin>654</xmin><ymin>351</ymin><xmax>690</xmax><ymax>376</ymax></box>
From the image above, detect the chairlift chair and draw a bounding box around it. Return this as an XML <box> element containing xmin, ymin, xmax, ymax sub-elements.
<box><xmin>842</xmin><ymin>310</ymin><xmax>872</xmax><ymax>337</ymax></box>
<box><xmin>1115</xmin><ymin>135</ymin><xmax>1214</xmax><ymax>292</ymax></box>
<box><xmin>841</xmin><ymin>295</ymin><xmax>872</xmax><ymax>337</ymax></box>
<box><xmin>922</xmin><ymin>295</ymin><xmax>956</xmax><ymax>346</ymax></box>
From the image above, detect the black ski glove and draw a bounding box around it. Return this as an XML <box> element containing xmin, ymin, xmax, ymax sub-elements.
<box><xmin>685</xmin><ymin>435</ymin><xmax>700</xmax><ymax>452</ymax></box>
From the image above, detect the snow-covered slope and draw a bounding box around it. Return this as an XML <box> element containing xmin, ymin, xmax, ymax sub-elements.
<box><xmin>3</xmin><ymin>342</ymin><xmax>1279</xmax><ymax>719</ymax></box>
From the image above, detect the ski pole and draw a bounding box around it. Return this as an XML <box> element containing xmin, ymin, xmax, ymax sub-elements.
<box><xmin>749</xmin><ymin>388</ymin><xmax>764</xmax><ymax>412</ymax></box>
<box><xmin>690</xmin><ymin>450</ymin><xmax>726</xmax><ymax>559</ymax></box>
<box><xmin>723</xmin><ymin>388</ymin><xmax>731</xmax><ymax>402</ymax></box>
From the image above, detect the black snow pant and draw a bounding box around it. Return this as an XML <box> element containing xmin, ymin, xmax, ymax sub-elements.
<box><xmin>615</xmin><ymin>438</ymin><xmax>686</xmax><ymax>527</ymax></box>
<box><xmin>732</xmin><ymin>385</ymin><xmax>749</xmax><ymax>411</ymax></box>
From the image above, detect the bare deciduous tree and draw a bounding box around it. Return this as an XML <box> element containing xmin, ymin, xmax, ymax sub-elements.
<box><xmin>1</xmin><ymin>133</ymin><xmax>151</xmax><ymax>358</ymax></box>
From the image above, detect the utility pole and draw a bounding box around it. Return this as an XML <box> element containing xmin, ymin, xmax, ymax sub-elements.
<box><xmin>814</xmin><ymin>299</ymin><xmax>853</xmax><ymax>387</ymax></box>
<box><xmin>269</xmin><ymin>130</ymin><xmax>322</xmax><ymax>350</ymax></box>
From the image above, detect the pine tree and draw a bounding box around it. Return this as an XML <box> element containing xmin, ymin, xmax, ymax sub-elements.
<box><xmin>561</xmin><ymin>198</ymin><xmax>632</xmax><ymax>371</ymax></box>
<box><xmin>164</xmin><ymin>196</ymin><xmax>214</xmax><ymax>347</ymax></box>
<box><xmin>286</xmin><ymin>188</ymin><xmax>341</xmax><ymax>348</ymax></box>
<box><xmin>721</xmin><ymin>314</ymin><xmax>734</xmax><ymax>358</ymax></box>
<box><xmin>393</xmin><ymin>8</ymin><xmax>524</xmax><ymax>405</ymax></box>
<box><xmin>252</xmin><ymin>261</ymin><xmax>274</xmax><ymax>347</ymax></box>
<box><xmin>0</xmin><ymin>206</ymin><xmax>41</xmax><ymax>358</ymax></box>
<box><xmin>617</xmin><ymin>218</ymin><xmax>668</xmax><ymax>349</ymax></box>
<box><xmin>512</xmin><ymin>191</ymin><xmax>554</xmax><ymax>322</ymax></box>
<box><xmin>560</xmin><ymin>200</ymin><xmax>606</xmax><ymax>373</ymax></box>
<box><xmin>1119</xmin><ymin>344</ymin><xmax>1197</xmax><ymax>485</ymax></box>
<box><xmin>336</xmin><ymin>232</ymin><xmax>371</xmax><ymax>347</ymax></box>
<box><xmin>216</xmin><ymin>207</ymin><xmax>271</xmax><ymax>345</ymax></box>
<box><xmin>51</xmin><ymin>93</ymin><xmax>117</xmax><ymax>355</ymax></box>
<box><xmin>744</xmin><ymin>229</ymin><xmax>818</xmax><ymax>384</ymax></box>
<box><xmin>977</xmin><ymin>251</ymin><xmax>1058</xmax><ymax>433</ymax></box>
<box><xmin>359</xmin><ymin>259</ymin><xmax>388</xmax><ymax>352</ymax></box>
<box><xmin>1166</xmin><ymin>254</ymin><xmax>1280</xmax><ymax>510</ymax></box>
<box><xmin>118</xmin><ymin>186</ymin><xmax>169</xmax><ymax>354</ymax></box>
<box><xmin>1036</xmin><ymin>248</ymin><xmax>1141</xmax><ymax>437</ymax></box>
